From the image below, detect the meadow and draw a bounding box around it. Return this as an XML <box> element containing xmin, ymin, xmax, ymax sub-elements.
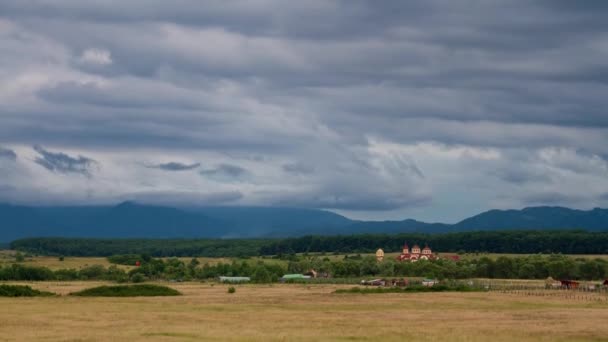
<box><xmin>1</xmin><ymin>281</ymin><xmax>608</xmax><ymax>341</ymax></box>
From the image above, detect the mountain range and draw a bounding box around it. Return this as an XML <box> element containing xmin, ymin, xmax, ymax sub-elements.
<box><xmin>1</xmin><ymin>202</ymin><xmax>608</xmax><ymax>242</ymax></box>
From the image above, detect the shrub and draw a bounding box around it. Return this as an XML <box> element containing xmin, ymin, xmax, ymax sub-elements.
<box><xmin>70</xmin><ymin>284</ymin><xmax>181</xmax><ymax>297</ymax></box>
<box><xmin>130</xmin><ymin>273</ymin><xmax>146</xmax><ymax>283</ymax></box>
<box><xmin>0</xmin><ymin>284</ymin><xmax>55</xmax><ymax>297</ymax></box>
<box><xmin>228</xmin><ymin>286</ymin><xmax>236</xmax><ymax>294</ymax></box>
<box><xmin>15</xmin><ymin>252</ymin><xmax>25</xmax><ymax>262</ymax></box>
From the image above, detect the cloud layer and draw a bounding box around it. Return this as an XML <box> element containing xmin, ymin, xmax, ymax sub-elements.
<box><xmin>0</xmin><ymin>1</ymin><xmax>607</xmax><ymax>221</ymax></box>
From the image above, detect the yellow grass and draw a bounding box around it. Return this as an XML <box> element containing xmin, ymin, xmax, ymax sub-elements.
<box><xmin>1</xmin><ymin>282</ymin><xmax>608</xmax><ymax>341</ymax></box>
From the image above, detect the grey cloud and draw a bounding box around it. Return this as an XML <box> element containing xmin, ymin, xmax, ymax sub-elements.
<box><xmin>282</xmin><ymin>162</ymin><xmax>315</xmax><ymax>175</ymax></box>
<box><xmin>200</xmin><ymin>164</ymin><xmax>248</xmax><ymax>179</ymax></box>
<box><xmin>146</xmin><ymin>162</ymin><xmax>200</xmax><ymax>171</ymax></box>
<box><xmin>265</xmin><ymin>188</ymin><xmax>430</xmax><ymax>211</ymax></box>
<box><xmin>0</xmin><ymin>147</ymin><xmax>17</xmax><ymax>161</ymax></box>
<box><xmin>33</xmin><ymin>145</ymin><xmax>98</xmax><ymax>176</ymax></box>
<box><xmin>522</xmin><ymin>191</ymin><xmax>584</xmax><ymax>206</ymax></box>
<box><xmin>492</xmin><ymin>168</ymin><xmax>551</xmax><ymax>185</ymax></box>
<box><xmin>0</xmin><ymin>185</ymin><xmax>16</xmax><ymax>193</ymax></box>
<box><xmin>122</xmin><ymin>190</ymin><xmax>243</xmax><ymax>206</ymax></box>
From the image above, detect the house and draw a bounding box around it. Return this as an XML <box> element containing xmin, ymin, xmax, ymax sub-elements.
<box><xmin>422</xmin><ymin>279</ymin><xmax>439</xmax><ymax>287</ymax></box>
<box><xmin>396</xmin><ymin>242</ymin><xmax>437</xmax><ymax>262</ymax></box>
<box><xmin>304</xmin><ymin>269</ymin><xmax>330</xmax><ymax>278</ymax></box>
<box><xmin>361</xmin><ymin>278</ymin><xmax>386</xmax><ymax>286</ymax></box>
<box><xmin>446</xmin><ymin>255</ymin><xmax>461</xmax><ymax>261</ymax></box>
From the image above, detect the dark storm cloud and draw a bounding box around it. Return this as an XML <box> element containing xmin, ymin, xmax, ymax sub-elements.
<box><xmin>33</xmin><ymin>145</ymin><xmax>98</xmax><ymax>176</ymax></box>
<box><xmin>146</xmin><ymin>162</ymin><xmax>200</xmax><ymax>171</ymax></box>
<box><xmin>0</xmin><ymin>147</ymin><xmax>17</xmax><ymax>161</ymax></box>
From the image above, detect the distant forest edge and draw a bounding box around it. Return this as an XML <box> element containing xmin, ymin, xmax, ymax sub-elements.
<box><xmin>10</xmin><ymin>230</ymin><xmax>608</xmax><ymax>257</ymax></box>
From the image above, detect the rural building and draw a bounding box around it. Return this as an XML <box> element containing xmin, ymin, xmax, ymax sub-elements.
<box><xmin>396</xmin><ymin>242</ymin><xmax>437</xmax><ymax>262</ymax></box>
<box><xmin>560</xmin><ymin>280</ymin><xmax>580</xmax><ymax>289</ymax></box>
<box><xmin>219</xmin><ymin>276</ymin><xmax>251</xmax><ymax>283</ymax></box>
<box><xmin>280</xmin><ymin>274</ymin><xmax>311</xmax><ymax>282</ymax></box>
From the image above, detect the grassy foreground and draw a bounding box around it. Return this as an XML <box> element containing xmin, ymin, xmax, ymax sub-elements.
<box><xmin>1</xmin><ymin>282</ymin><xmax>608</xmax><ymax>341</ymax></box>
<box><xmin>70</xmin><ymin>284</ymin><xmax>181</xmax><ymax>297</ymax></box>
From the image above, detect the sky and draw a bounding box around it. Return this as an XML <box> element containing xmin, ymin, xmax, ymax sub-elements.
<box><xmin>1</xmin><ymin>1</ymin><xmax>608</xmax><ymax>223</ymax></box>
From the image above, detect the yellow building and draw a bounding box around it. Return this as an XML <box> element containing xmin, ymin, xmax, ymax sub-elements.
<box><xmin>375</xmin><ymin>248</ymin><xmax>385</xmax><ymax>262</ymax></box>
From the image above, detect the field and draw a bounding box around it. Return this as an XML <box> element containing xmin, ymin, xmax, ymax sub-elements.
<box><xmin>0</xmin><ymin>251</ymin><xmax>233</xmax><ymax>270</ymax></box>
<box><xmin>1</xmin><ymin>281</ymin><xmax>608</xmax><ymax>341</ymax></box>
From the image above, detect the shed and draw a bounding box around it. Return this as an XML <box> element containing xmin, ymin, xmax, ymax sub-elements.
<box><xmin>280</xmin><ymin>274</ymin><xmax>311</xmax><ymax>282</ymax></box>
<box><xmin>219</xmin><ymin>276</ymin><xmax>251</xmax><ymax>283</ymax></box>
<box><xmin>560</xmin><ymin>280</ymin><xmax>580</xmax><ymax>289</ymax></box>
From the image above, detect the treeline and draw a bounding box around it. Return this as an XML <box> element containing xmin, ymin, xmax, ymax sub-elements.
<box><xmin>285</xmin><ymin>254</ymin><xmax>608</xmax><ymax>280</ymax></box>
<box><xmin>10</xmin><ymin>237</ymin><xmax>269</xmax><ymax>257</ymax></box>
<box><xmin>0</xmin><ymin>258</ymin><xmax>286</xmax><ymax>283</ymax></box>
<box><xmin>10</xmin><ymin>230</ymin><xmax>608</xmax><ymax>257</ymax></box>
<box><xmin>261</xmin><ymin>230</ymin><xmax>608</xmax><ymax>255</ymax></box>
<box><xmin>1</xmin><ymin>254</ymin><xmax>607</xmax><ymax>281</ymax></box>
<box><xmin>0</xmin><ymin>264</ymin><xmax>130</xmax><ymax>282</ymax></box>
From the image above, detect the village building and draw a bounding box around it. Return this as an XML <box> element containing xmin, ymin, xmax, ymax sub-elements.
<box><xmin>396</xmin><ymin>242</ymin><xmax>437</xmax><ymax>262</ymax></box>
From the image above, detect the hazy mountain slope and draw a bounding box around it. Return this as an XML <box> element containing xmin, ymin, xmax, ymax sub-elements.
<box><xmin>2</xmin><ymin>203</ymin><xmax>608</xmax><ymax>241</ymax></box>
<box><xmin>454</xmin><ymin>207</ymin><xmax>608</xmax><ymax>231</ymax></box>
<box><xmin>188</xmin><ymin>206</ymin><xmax>353</xmax><ymax>237</ymax></box>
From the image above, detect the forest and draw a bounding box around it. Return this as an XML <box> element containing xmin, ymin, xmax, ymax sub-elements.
<box><xmin>10</xmin><ymin>230</ymin><xmax>608</xmax><ymax>257</ymax></box>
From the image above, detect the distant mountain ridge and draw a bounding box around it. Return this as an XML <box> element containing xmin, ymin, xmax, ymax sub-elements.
<box><xmin>1</xmin><ymin>202</ymin><xmax>608</xmax><ymax>241</ymax></box>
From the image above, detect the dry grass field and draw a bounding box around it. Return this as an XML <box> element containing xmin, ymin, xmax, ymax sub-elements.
<box><xmin>0</xmin><ymin>251</ymin><xmax>233</xmax><ymax>270</ymax></box>
<box><xmin>2</xmin><ymin>282</ymin><xmax>608</xmax><ymax>341</ymax></box>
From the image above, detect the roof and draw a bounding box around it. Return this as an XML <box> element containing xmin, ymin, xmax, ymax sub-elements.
<box><xmin>281</xmin><ymin>274</ymin><xmax>311</xmax><ymax>279</ymax></box>
<box><xmin>219</xmin><ymin>276</ymin><xmax>251</xmax><ymax>282</ymax></box>
<box><xmin>412</xmin><ymin>244</ymin><xmax>420</xmax><ymax>248</ymax></box>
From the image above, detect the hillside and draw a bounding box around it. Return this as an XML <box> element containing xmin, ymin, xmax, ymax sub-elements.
<box><xmin>1</xmin><ymin>203</ymin><xmax>608</xmax><ymax>241</ymax></box>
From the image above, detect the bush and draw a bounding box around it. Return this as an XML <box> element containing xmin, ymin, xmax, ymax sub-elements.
<box><xmin>15</xmin><ymin>252</ymin><xmax>25</xmax><ymax>262</ymax></box>
<box><xmin>70</xmin><ymin>284</ymin><xmax>181</xmax><ymax>297</ymax></box>
<box><xmin>227</xmin><ymin>286</ymin><xmax>236</xmax><ymax>294</ymax></box>
<box><xmin>130</xmin><ymin>273</ymin><xmax>146</xmax><ymax>283</ymax></box>
<box><xmin>0</xmin><ymin>284</ymin><xmax>55</xmax><ymax>297</ymax></box>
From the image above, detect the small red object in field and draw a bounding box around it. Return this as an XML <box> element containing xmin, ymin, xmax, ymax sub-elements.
<box><xmin>135</xmin><ymin>261</ymin><xmax>141</xmax><ymax>267</ymax></box>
